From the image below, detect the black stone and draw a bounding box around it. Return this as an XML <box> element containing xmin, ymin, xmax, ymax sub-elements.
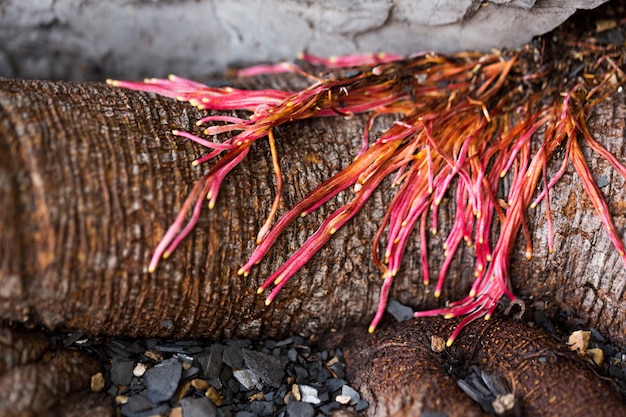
<box><xmin>144</xmin><ymin>357</ymin><xmax>182</xmax><ymax>403</ymax></box>
<box><xmin>198</xmin><ymin>344</ymin><xmax>224</xmax><ymax>379</ymax></box>
<box><xmin>355</xmin><ymin>399</ymin><xmax>370</xmax><ymax>412</ymax></box>
<box><xmin>181</xmin><ymin>366</ymin><xmax>201</xmax><ymax>381</ymax></box>
<box><xmin>223</xmin><ymin>345</ymin><xmax>244</xmax><ymax>369</ymax></box>
<box><xmin>111</xmin><ymin>359</ymin><xmax>135</xmax><ymax>386</ymax></box>
<box><xmin>226</xmin><ymin>339</ymin><xmax>252</xmax><ymax>348</ymax></box>
<box><xmin>294</xmin><ymin>366</ymin><xmax>309</xmax><ymax>383</ymax></box>
<box><xmin>287</xmin><ymin>348</ymin><xmax>298</xmax><ymax>363</ymax></box>
<box><xmin>286</xmin><ymin>401</ymin><xmax>315</xmax><ymax>417</ymax></box>
<box><xmin>328</xmin><ymin>360</ymin><xmax>345</xmax><ymax>379</ymax></box>
<box><xmin>386</xmin><ymin>299</ymin><xmax>414</xmax><ymax>322</ymax></box>
<box><xmin>242</xmin><ymin>349</ymin><xmax>285</xmax><ymax>388</ymax></box>
<box><xmin>319</xmin><ymin>401</ymin><xmax>340</xmax><ymax>414</ymax></box>
<box><xmin>127</xmin><ymin>394</ymin><xmax>157</xmax><ymax>412</ymax></box>
<box><xmin>325</xmin><ymin>378</ymin><xmax>347</xmax><ymax>393</ymax></box>
<box><xmin>234</xmin><ymin>412</ymin><xmax>256</xmax><ymax>417</ymax></box>
<box><xmin>126</xmin><ymin>340</ymin><xmax>147</xmax><ymax>354</ymax></box>
<box><xmin>120</xmin><ymin>395</ymin><xmax>170</xmax><ymax>417</ymax></box>
<box><xmin>249</xmin><ymin>400</ymin><xmax>274</xmax><ymax>416</ymax></box>
<box><xmin>181</xmin><ymin>396</ymin><xmax>217</xmax><ymax>417</ymax></box>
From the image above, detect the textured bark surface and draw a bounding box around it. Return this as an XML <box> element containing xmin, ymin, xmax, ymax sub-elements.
<box><xmin>1</xmin><ymin>76</ymin><xmax>625</xmax><ymax>416</ymax></box>
<box><xmin>1</xmin><ymin>77</ymin><xmax>625</xmax><ymax>344</ymax></box>
<box><xmin>340</xmin><ymin>317</ymin><xmax>626</xmax><ymax>417</ymax></box>
<box><xmin>0</xmin><ymin>346</ymin><xmax>104</xmax><ymax>417</ymax></box>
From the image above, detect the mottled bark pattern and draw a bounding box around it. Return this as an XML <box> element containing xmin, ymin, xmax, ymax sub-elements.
<box><xmin>1</xmin><ymin>77</ymin><xmax>625</xmax><ymax>344</ymax></box>
<box><xmin>0</xmin><ymin>347</ymin><xmax>104</xmax><ymax>417</ymax></box>
<box><xmin>341</xmin><ymin>317</ymin><xmax>626</xmax><ymax>417</ymax></box>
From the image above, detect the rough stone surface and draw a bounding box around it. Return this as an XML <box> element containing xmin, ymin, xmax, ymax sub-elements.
<box><xmin>180</xmin><ymin>396</ymin><xmax>217</xmax><ymax>417</ymax></box>
<box><xmin>287</xmin><ymin>400</ymin><xmax>315</xmax><ymax>417</ymax></box>
<box><xmin>143</xmin><ymin>357</ymin><xmax>182</xmax><ymax>403</ymax></box>
<box><xmin>242</xmin><ymin>349</ymin><xmax>285</xmax><ymax>388</ymax></box>
<box><xmin>0</xmin><ymin>0</ymin><xmax>608</xmax><ymax>81</ymax></box>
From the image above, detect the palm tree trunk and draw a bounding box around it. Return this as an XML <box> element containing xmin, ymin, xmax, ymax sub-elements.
<box><xmin>1</xmin><ymin>76</ymin><xmax>625</xmax><ymax>416</ymax></box>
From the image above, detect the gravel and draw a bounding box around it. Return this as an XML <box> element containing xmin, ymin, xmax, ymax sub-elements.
<box><xmin>75</xmin><ymin>334</ymin><xmax>367</xmax><ymax>417</ymax></box>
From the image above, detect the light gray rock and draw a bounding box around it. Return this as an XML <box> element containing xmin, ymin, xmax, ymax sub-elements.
<box><xmin>0</xmin><ymin>0</ymin><xmax>608</xmax><ymax>81</ymax></box>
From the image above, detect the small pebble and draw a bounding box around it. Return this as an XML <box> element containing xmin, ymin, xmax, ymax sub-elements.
<box><xmin>291</xmin><ymin>384</ymin><xmax>301</xmax><ymax>401</ymax></box>
<box><xmin>568</xmin><ymin>330</ymin><xmax>591</xmax><ymax>355</ymax></box>
<box><xmin>287</xmin><ymin>348</ymin><xmax>298</xmax><ymax>362</ymax></box>
<box><xmin>286</xmin><ymin>401</ymin><xmax>315</xmax><ymax>417</ymax></box>
<box><xmin>144</xmin><ymin>357</ymin><xmax>182</xmax><ymax>403</ymax></box>
<box><xmin>205</xmin><ymin>386</ymin><xmax>222</xmax><ymax>406</ymax></box>
<box><xmin>320</xmin><ymin>401</ymin><xmax>341</xmax><ymax>414</ymax></box>
<box><xmin>143</xmin><ymin>350</ymin><xmax>164</xmax><ymax>362</ymax></box>
<box><xmin>197</xmin><ymin>344</ymin><xmax>224</xmax><ymax>379</ymax></box>
<box><xmin>115</xmin><ymin>395</ymin><xmax>129</xmax><ymax>405</ymax></box>
<box><xmin>335</xmin><ymin>395</ymin><xmax>352</xmax><ymax>405</ymax></box>
<box><xmin>223</xmin><ymin>345</ymin><xmax>244</xmax><ymax>369</ymax></box>
<box><xmin>243</xmin><ymin>349</ymin><xmax>285</xmax><ymax>388</ymax></box>
<box><xmin>169</xmin><ymin>407</ymin><xmax>183</xmax><ymax>417</ymax></box>
<box><xmin>233</xmin><ymin>369</ymin><xmax>262</xmax><ymax>390</ymax></box>
<box><xmin>180</xmin><ymin>396</ymin><xmax>217</xmax><ymax>417</ymax></box>
<box><xmin>111</xmin><ymin>359</ymin><xmax>135</xmax><ymax>385</ymax></box>
<box><xmin>355</xmin><ymin>399</ymin><xmax>369</xmax><ymax>412</ymax></box>
<box><xmin>299</xmin><ymin>384</ymin><xmax>321</xmax><ymax>404</ymax></box>
<box><xmin>431</xmin><ymin>336</ymin><xmax>446</xmax><ymax>353</ymax></box>
<box><xmin>341</xmin><ymin>384</ymin><xmax>360</xmax><ymax>405</ymax></box>
<box><xmin>133</xmin><ymin>362</ymin><xmax>147</xmax><ymax>377</ymax></box>
<box><xmin>91</xmin><ymin>372</ymin><xmax>105</xmax><ymax>392</ymax></box>
<box><xmin>325</xmin><ymin>378</ymin><xmax>347</xmax><ymax>393</ymax></box>
<box><xmin>191</xmin><ymin>378</ymin><xmax>209</xmax><ymax>391</ymax></box>
<box><xmin>249</xmin><ymin>400</ymin><xmax>274</xmax><ymax>416</ymax></box>
<box><xmin>387</xmin><ymin>299</ymin><xmax>414</xmax><ymax>322</ymax></box>
<box><xmin>587</xmin><ymin>348</ymin><xmax>605</xmax><ymax>366</ymax></box>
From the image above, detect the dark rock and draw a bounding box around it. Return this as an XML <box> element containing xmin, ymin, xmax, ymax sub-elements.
<box><xmin>120</xmin><ymin>395</ymin><xmax>170</xmax><ymax>417</ymax></box>
<box><xmin>233</xmin><ymin>369</ymin><xmax>261</xmax><ymax>390</ymax></box>
<box><xmin>287</xmin><ymin>349</ymin><xmax>298</xmax><ymax>363</ymax></box>
<box><xmin>223</xmin><ymin>345</ymin><xmax>244</xmax><ymax>369</ymax></box>
<box><xmin>235</xmin><ymin>412</ymin><xmax>256</xmax><ymax>417</ymax></box>
<box><xmin>126</xmin><ymin>341</ymin><xmax>146</xmax><ymax>355</ymax></box>
<box><xmin>181</xmin><ymin>396</ymin><xmax>217</xmax><ymax>417</ymax></box>
<box><xmin>328</xmin><ymin>359</ymin><xmax>345</xmax><ymax>379</ymax></box>
<box><xmin>111</xmin><ymin>359</ymin><xmax>135</xmax><ymax>386</ymax></box>
<box><xmin>294</xmin><ymin>365</ymin><xmax>308</xmax><ymax>383</ymax></box>
<box><xmin>319</xmin><ymin>401</ymin><xmax>341</xmax><ymax>414</ymax></box>
<box><xmin>286</xmin><ymin>401</ymin><xmax>315</xmax><ymax>417</ymax></box>
<box><xmin>182</xmin><ymin>366</ymin><xmax>201</xmax><ymax>381</ymax></box>
<box><xmin>325</xmin><ymin>378</ymin><xmax>347</xmax><ymax>393</ymax></box>
<box><xmin>387</xmin><ymin>299</ymin><xmax>415</xmax><ymax>322</ymax></box>
<box><xmin>249</xmin><ymin>400</ymin><xmax>274</xmax><ymax>416</ymax></box>
<box><xmin>355</xmin><ymin>399</ymin><xmax>369</xmax><ymax>412</ymax></box>
<box><xmin>242</xmin><ymin>349</ymin><xmax>285</xmax><ymax>388</ymax></box>
<box><xmin>198</xmin><ymin>344</ymin><xmax>224</xmax><ymax>379</ymax></box>
<box><xmin>127</xmin><ymin>394</ymin><xmax>157</xmax><ymax>412</ymax></box>
<box><xmin>226</xmin><ymin>339</ymin><xmax>252</xmax><ymax>348</ymax></box>
<box><xmin>341</xmin><ymin>385</ymin><xmax>360</xmax><ymax>405</ymax></box>
<box><xmin>144</xmin><ymin>357</ymin><xmax>182</xmax><ymax>403</ymax></box>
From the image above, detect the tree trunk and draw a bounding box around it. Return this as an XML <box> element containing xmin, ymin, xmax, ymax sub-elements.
<box><xmin>1</xmin><ymin>76</ymin><xmax>625</xmax><ymax>416</ymax></box>
<box><xmin>2</xmin><ymin>77</ymin><xmax>625</xmax><ymax>343</ymax></box>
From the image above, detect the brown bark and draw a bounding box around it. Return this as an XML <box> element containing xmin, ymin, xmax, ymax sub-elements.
<box><xmin>1</xmin><ymin>76</ymin><xmax>625</xmax><ymax>416</ymax></box>
<box><xmin>340</xmin><ymin>317</ymin><xmax>626</xmax><ymax>417</ymax></box>
<box><xmin>1</xmin><ymin>77</ymin><xmax>625</xmax><ymax>343</ymax></box>
<box><xmin>0</xmin><ymin>346</ymin><xmax>105</xmax><ymax>417</ymax></box>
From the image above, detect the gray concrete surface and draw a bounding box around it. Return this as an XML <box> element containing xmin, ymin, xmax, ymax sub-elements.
<box><xmin>0</xmin><ymin>0</ymin><xmax>608</xmax><ymax>81</ymax></box>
